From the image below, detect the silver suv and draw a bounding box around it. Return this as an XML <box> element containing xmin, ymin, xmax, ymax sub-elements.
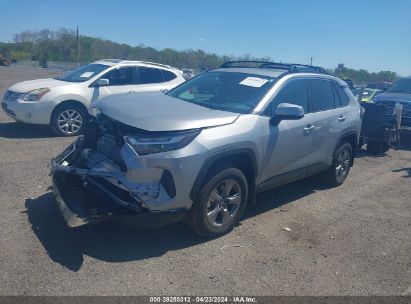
<box><xmin>51</xmin><ymin>61</ymin><xmax>361</xmax><ymax>237</ymax></box>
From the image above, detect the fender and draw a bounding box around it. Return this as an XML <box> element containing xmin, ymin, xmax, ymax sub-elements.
<box><xmin>189</xmin><ymin>147</ymin><xmax>259</xmax><ymax>202</ymax></box>
<box><xmin>335</xmin><ymin>130</ymin><xmax>358</xmax><ymax>165</ymax></box>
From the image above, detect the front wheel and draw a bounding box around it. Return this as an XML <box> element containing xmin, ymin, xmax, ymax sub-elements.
<box><xmin>322</xmin><ymin>142</ymin><xmax>353</xmax><ymax>187</ymax></box>
<box><xmin>51</xmin><ymin>103</ymin><xmax>87</xmax><ymax>136</ymax></box>
<box><xmin>188</xmin><ymin>164</ymin><xmax>248</xmax><ymax>237</ymax></box>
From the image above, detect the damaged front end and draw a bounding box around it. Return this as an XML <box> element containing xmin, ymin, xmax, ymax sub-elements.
<box><xmin>50</xmin><ymin>114</ymin><xmax>190</xmax><ymax>228</ymax></box>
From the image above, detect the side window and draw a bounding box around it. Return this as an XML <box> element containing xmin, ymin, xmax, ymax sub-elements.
<box><xmin>102</xmin><ymin>67</ymin><xmax>134</xmax><ymax>86</ymax></box>
<box><xmin>139</xmin><ymin>67</ymin><xmax>164</xmax><ymax>84</ymax></box>
<box><xmin>267</xmin><ymin>79</ymin><xmax>309</xmax><ymax>115</ymax></box>
<box><xmin>332</xmin><ymin>82</ymin><xmax>350</xmax><ymax>107</ymax></box>
<box><xmin>308</xmin><ymin>79</ymin><xmax>335</xmax><ymax>112</ymax></box>
<box><xmin>162</xmin><ymin>70</ymin><xmax>177</xmax><ymax>81</ymax></box>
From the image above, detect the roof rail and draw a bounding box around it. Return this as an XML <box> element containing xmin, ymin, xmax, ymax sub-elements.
<box><xmin>220</xmin><ymin>60</ymin><xmax>328</xmax><ymax>75</ymax></box>
<box><xmin>96</xmin><ymin>59</ymin><xmax>178</xmax><ymax>70</ymax></box>
<box><xmin>138</xmin><ymin>61</ymin><xmax>176</xmax><ymax>70</ymax></box>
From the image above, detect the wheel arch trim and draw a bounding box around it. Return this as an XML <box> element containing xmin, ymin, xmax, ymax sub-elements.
<box><xmin>189</xmin><ymin>148</ymin><xmax>258</xmax><ymax>203</ymax></box>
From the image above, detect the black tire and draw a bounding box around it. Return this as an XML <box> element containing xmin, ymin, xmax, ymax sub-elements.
<box><xmin>51</xmin><ymin>103</ymin><xmax>87</xmax><ymax>136</ymax></box>
<box><xmin>367</xmin><ymin>141</ymin><xmax>383</xmax><ymax>155</ymax></box>
<box><xmin>188</xmin><ymin>164</ymin><xmax>248</xmax><ymax>237</ymax></box>
<box><xmin>322</xmin><ymin>142</ymin><xmax>353</xmax><ymax>187</ymax></box>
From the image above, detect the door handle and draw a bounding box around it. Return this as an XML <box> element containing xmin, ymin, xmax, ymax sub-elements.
<box><xmin>129</xmin><ymin>90</ymin><xmax>136</xmax><ymax>93</ymax></box>
<box><xmin>338</xmin><ymin>115</ymin><xmax>346</xmax><ymax>122</ymax></box>
<box><xmin>304</xmin><ymin>124</ymin><xmax>315</xmax><ymax>133</ymax></box>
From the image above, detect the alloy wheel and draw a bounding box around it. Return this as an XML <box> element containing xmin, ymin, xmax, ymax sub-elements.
<box><xmin>206</xmin><ymin>179</ymin><xmax>242</xmax><ymax>228</ymax></box>
<box><xmin>57</xmin><ymin>109</ymin><xmax>83</xmax><ymax>135</ymax></box>
<box><xmin>335</xmin><ymin>147</ymin><xmax>351</xmax><ymax>181</ymax></box>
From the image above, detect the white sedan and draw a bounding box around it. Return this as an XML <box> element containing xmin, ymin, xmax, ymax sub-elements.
<box><xmin>1</xmin><ymin>59</ymin><xmax>185</xmax><ymax>136</ymax></box>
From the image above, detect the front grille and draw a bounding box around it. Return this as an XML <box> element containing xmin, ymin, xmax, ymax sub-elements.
<box><xmin>4</xmin><ymin>90</ymin><xmax>24</xmax><ymax>101</ymax></box>
<box><xmin>377</xmin><ymin>100</ymin><xmax>411</xmax><ymax>127</ymax></box>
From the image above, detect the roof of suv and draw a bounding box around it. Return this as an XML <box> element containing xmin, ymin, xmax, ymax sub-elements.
<box><xmin>93</xmin><ymin>59</ymin><xmax>181</xmax><ymax>72</ymax></box>
<box><xmin>215</xmin><ymin>61</ymin><xmax>347</xmax><ymax>86</ymax></box>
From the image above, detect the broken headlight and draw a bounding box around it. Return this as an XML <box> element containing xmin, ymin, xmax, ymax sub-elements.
<box><xmin>124</xmin><ymin>129</ymin><xmax>201</xmax><ymax>155</ymax></box>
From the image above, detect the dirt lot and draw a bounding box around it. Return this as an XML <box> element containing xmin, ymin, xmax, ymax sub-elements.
<box><xmin>0</xmin><ymin>65</ymin><xmax>410</xmax><ymax>296</ymax></box>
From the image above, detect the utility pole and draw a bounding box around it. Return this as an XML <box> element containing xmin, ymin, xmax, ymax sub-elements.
<box><xmin>42</xmin><ymin>30</ymin><xmax>49</xmax><ymax>68</ymax></box>
<box><xmin>310</xmin><ymin>57</ymin><xmax>313</xmax><ymax>66</ymax></box>
<box><xmin>76</xmin><ymin>26</ymin><xmax>79</xmax><ymax>67</ymax></box>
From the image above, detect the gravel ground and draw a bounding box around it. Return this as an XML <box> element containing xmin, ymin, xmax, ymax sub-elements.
<box><xmin>0</xmin><ymin>65</ymin><xmax>410</xmax><ymax>296</ymax></box>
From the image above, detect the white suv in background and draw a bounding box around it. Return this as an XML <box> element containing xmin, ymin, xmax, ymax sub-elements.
<box><xmin>1</xmin><ymin>59</ymin><xmax>185</xmax><ymax>136</ymax></box>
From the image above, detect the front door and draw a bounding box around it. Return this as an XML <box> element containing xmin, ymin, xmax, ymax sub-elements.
<box><xmin>89</xmin><ymin>66</ymin><xmax>137</xmax><ymax>108</ymax></box>
<box><xmin>260</xmin><ymin>78</ymin><xmax>316</xmax><ymax>184</ymax></box>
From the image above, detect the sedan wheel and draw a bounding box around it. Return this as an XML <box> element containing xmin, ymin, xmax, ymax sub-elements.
<box><xmin>51</xmin><ymin>104</ymin><xmax>87</xmax><ymax>136</ymax></box>
<box><xmin>57</xmin><ymin>109</ymin><xmax>83</xmax><ymax>135</ymax></box>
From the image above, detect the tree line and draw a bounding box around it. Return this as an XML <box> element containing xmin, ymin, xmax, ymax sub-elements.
<box><xmin>0</xmin><ymin>28</ymin><xmax>400</xmax><ymax>83</ymax></box>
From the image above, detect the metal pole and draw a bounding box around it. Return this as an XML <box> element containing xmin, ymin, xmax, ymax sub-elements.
<box><xmin>310</xmin><ymin>57</ymin><xmax>313</xmax><ymax>66</ymax></box>
<box><xmin>76</xmin><ymin>26</ymin><xmax>79</xmax><ymax>67</ymax></box>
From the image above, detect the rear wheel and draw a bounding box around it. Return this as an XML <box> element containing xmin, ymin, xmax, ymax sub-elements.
<box><xmin>322</xmin><ymin>142</ymin><xmax>352</xmax><ymax>186</ymax></box>
<box><xmin>51</xmin><ymin>103</ymin><xmax>87</xmax><ymax>136</ymax></box>
<box><xmin>188</xmin><ymin>164</ymin><xmax>248</xmax><ymax>237</ymax></box>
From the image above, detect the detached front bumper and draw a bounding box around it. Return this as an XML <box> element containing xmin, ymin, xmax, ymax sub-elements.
<box><xmin>50</xmin><ymin>137</ymin><xmax>189</xmax><ymax>228</ymax></box>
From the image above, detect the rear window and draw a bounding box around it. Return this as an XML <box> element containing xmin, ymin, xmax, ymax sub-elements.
<box><xmin>139</xmin><ymin>67</ymin><xmax>164</xmax><ymax>84</ymax></box>
<box><xmin>333</xmin><ymin>82</ymin><xmax>350</xmax><ymax>107</ymax></box>
<box><xmin>309</xmin><ymin>79</ymin><xmax>335</xmax><ymax>112</ymax></box>
<box><xmin>163</xmin><ymin>70</ymin><xmax>177</xmax><ymax>81</ymax></box>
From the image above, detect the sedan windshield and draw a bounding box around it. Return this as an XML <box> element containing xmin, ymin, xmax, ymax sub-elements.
<box><xmin>387</xmin><ymin>78</ymin><xmax>411</xmax><ymax>94</ymax></box>
<box><xmin>55</xmin><ymin>64</ymin><xmax>109</xmax><ymax>82</ymax></box>
<box><xmin>168</xmin><ymin>71</ymin><xmax>277</xmax><ymax>114</ymax></box>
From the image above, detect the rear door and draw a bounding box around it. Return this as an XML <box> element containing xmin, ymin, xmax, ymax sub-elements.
<box><xmin>306</xmin><ymin>78</ymin><xmax>349</xmax><ymax>170</ymax></box>
<box><xmin>132</xmin><ymin>67</ymin><xmax>177</xmax><ymax>93</ymax></box>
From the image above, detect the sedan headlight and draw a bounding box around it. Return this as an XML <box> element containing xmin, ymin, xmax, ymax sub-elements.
<box><xmin>124</xmin><ymin>129</ymin><xmax>201</xmax><ymax>155</ymax></box>
<box><xmin>23</xmin><ymin>88</ymin><xmax>50</xmax><ymax>101</ymax></box>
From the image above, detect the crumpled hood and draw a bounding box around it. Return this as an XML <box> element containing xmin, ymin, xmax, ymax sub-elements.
<box><xmin>95</xmin><ymin>92</ymin><xmax>240</xmax><ymax>131</ymax></box>
<box><xmin>374</xmin><ymin>92</ymin><xmax>411</xmax><ymax>104</ymax></box>
<box><xmin>8</xmin><ymin>78</ymin><xmax>69</xmax><ymax>93</ymax></box>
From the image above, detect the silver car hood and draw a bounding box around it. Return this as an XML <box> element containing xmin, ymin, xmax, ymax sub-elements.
<box><xmin>96</xmin><ymin>92</ymin><xmax>240</xmax><ymax>131</ymax></box>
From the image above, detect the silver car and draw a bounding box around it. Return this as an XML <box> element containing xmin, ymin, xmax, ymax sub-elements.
<box><xmin>51</xmin><ymin>61</ymin><xmax>361</xmax><ymax>237</ymax></box>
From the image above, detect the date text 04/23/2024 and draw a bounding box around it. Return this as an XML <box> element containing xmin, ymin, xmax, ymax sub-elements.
<box><xmin>149</xmin><ymin>296</ymin><xmax>257</xmax><ymax>303</ymax></box>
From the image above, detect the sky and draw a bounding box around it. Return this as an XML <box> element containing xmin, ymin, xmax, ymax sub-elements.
<box><xmin>1</xmin><ymin>0</ymin><xmax>410</xmax><ymax>75</ymax></box>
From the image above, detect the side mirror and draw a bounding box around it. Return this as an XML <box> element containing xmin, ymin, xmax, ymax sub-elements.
<box><xmin>271</xmin><ymin>103</ymin><xmax>304</xmax><ymax>124</ymax></box>
<box><xmin>91</xmin><ymin>78</ymin><xmax>109</xmax><ymax>87</ymax></box>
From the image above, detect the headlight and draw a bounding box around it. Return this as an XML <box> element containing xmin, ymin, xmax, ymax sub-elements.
<box><xmin>23</xmin><ymin>88</ymin><xmax>50</xmax><ymax>101</ymax></box>
<box><xmin>124</xmin><ymin>129</ymin><xmax>201</xmax><ymax>155</ymax></box>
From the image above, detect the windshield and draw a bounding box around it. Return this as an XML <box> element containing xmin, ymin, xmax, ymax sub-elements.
<box><xmin>55</xmin><ymin>64</ymin><xmax>109</xmax><ymax>82</ymax></box>
<box><xmin>168</xmin><ymin>71</ymin><xmax>276</xmax><ymax>114</ymax></box>
<box><xmin>387</xmin><ymin>78</ymin><xmax>411</xmax><ymax>94</ymax></box>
